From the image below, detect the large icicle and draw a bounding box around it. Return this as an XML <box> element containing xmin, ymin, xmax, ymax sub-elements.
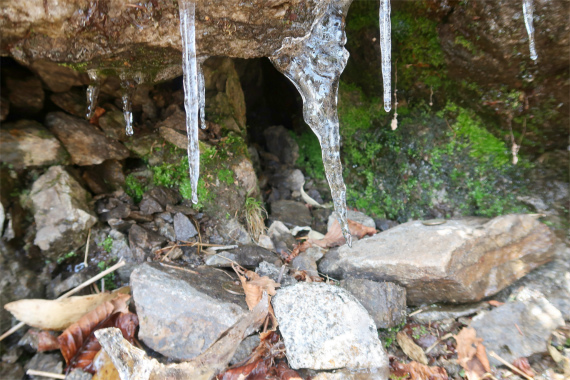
<box><xmin>522</xmin><ymin>0</ymin><xmax>538</xmax><ymax>60</ymax></box>
<box><xmin>120</xmin><ymin>78</ymin><xmax>134</xmax><ymax>136</ymax></box>
<box><xmin>379</xmin><ymin>0</ymin><xmax>392</xmax><ymax>112</ymax></box>
<box><xmin>179</xmin><ymin>0</ymin><xmax>200</xmax><ymax>204</ymax></box>
<box><xmin>198</xmin><ymin>58</ymin><xmax>207</xmax><ymax>130</ymax></box>
<box><xmin>271</xmin><ymin>1</ymin><xmax>352</xmax><ymax>246</ymax></box>
<box><xmin>85</xmin><ymin>70</ymin><xmax>100</xmax><ymax>120</ymax></box>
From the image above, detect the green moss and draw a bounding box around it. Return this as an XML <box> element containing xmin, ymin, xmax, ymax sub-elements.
<box><xmin>293</xmin><ymin>131</ymin><xmax>326</xmax><ymax>180</ymax></box>
<box><xmin>218</xmin><ymin>169</ymin><xmax>234</xmax><ymax>185</ymax></box>
<box><xmin>98</xmin><ymin>236</ymin><xmax>113</xmax><ymax>253</ymax></box>
<box><xmin>454</xmin><ymin>35</ymin><xmax>478</xmax><ymax>55</ymax></box>
<box><xmin>124</xmin><ymin>174</ymin><xmax>147</xmax><ymax>203</ymax></box>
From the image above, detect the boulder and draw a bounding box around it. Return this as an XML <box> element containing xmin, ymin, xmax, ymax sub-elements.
<box><xmin>30</xmin><ymin>166</ymin><xmax>97</xmax><ymax>257</ymax></box>
<box><xmin>319</xmin><ymin>215</ymin><xmax>558</xmax><ymax>304</ymax></box>
<box><xmin>269</xmin><ymin>200</ymin><xmax>312</xmax><ymax>228</ymax></box>
<box><xmin>50</xmin><ymin>91</ymin><xmax>86</xmax><ymax>117</ymax></box>
<box><xmin>30</xmin><ymin>60</ymin><xmax>86</xmax><ymax>93</ymax></box>
<box><xmin>45</xmin><ymin>112</ymin><xmax>130</xmax><ymax>166</ymax></box>
<box><xmin>272</xmin><ymin>282</ymin><xmax>388</xmax><ymax>373</ymax></box>
<box><xmin>131</xmin><ymin>262</ymin><xmax>248</xmax><ymax>360</ymax></box>
<box><xmin>0</xmin><ymin>120</ymin><xmax>69</xmax><ymax>169</ymax></box>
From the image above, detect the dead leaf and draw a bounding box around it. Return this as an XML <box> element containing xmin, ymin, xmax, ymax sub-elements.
<box><xmin>487</xmin><ymin>300</ymin><xmax>504</xmax><ymax>307</ymax></box>
<box><xmin>390</xmin><ymin>358</ymin><xmax>448</xmax><ymax>380</ymax></box>
<box><xmin>397</xmin><ymin>331</ymin><xmax>428</xmax><ymax>365</ymax></box>
<box><xmin>3</xmin><ymin>287</ymin><xmax>130</xmax><ymax>331</ymax></box>
<box><xmin>512</xmin><ymin>358</ymin><xmax>535</xmax><ymax>377</ymax></box>
<box><xmin>233</xmin><ymin>266</ymin><xmax>279</xmax><ymax>310</ymax></box>
<box><xmin>455</xmin><ymin>327</ymin><xmax>491</xmax><ymax>380</ymax></box>
<box><xmin>35</xmin><ymin>330</ymin><xmax>61</xmax><ymax>352</ymax></box>
<box><xmin>273</xmin><ymin>361</ymin><xmax>302</xmax><ymax>379</ymax></box>
<box><xmin>217</xmin><ymin>358</ymin><xmax>270</xmax><ymax>380</ymax></box>
<box><xmin>89</xmin><ymin>107</ymin><xmax>106</xmax><ymax>125</ymax></box>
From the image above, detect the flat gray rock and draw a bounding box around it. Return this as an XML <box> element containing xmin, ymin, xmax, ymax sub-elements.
<box><xmin>328</xmin><ymin>210</ymin><xmax>375</xmax><ymax>230</ymax></box>
<box><xmin>269</xmin><ymin>200</ymin><xmax>312</xmax><ymax>228</ymax></box>
<box><xmin>205</xmin><ymin>245</ymin><xmax>278</xmax><ymax>268</ymax></box>
<box><xmin>272</xmin><ymin>282</ymin><xmax>388</xmax><ymax>372</ymax></box>
<box><xmin>412</xmin><ymin>302</ymin><xmax>489</xmax><ymax>324</ymax></box>
<box><xmin>173</xmin><ymin>212</ymin><xmax>198</xmax><ymax>241</ymax></box>
<box><xmin>131</xmin><ymin>262</ymin><xmax>248</xmax><ymax>360</ymax></box>
<box><xmin>319</xmin><ymin>215</ymin><xmax>558</xmax><ymax>304</ymax></box>
<box><xmin>471</xmin><ymin>292</ymin><xmax>564</xmax><ymax>366</ymax></box>
<box><xmin>340</xmin><ymin>279</ymin><xmax>406</xmax><ymax>329</ymax></box>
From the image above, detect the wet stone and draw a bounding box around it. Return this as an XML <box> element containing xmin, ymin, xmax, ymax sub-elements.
<box><xmin>98</xmin><ymin>110</ymin><xmax>130</xmax><ymax>142</ymax></box>
<box><xmin>24</xmin><ymin>353</ymin><xmax>63</xmax><ymax>380</ymax></box>
<box><xmin>148</xmin><ymin>187</ymin><xmax>182</xmax><ymax>208</ymax></box>
<box><xmin>6</xmin><ymin>76</ymin><xmax>44</xmax><ymax>113</ymax></box>
<box><xmin>269</xmin><ymin>200</ymin><xmax>312</xmax><ymax>228</ymax></box>
<box><xmin>173</xmin><ymin>212</ymin><xmax>198</xmax><ymax>241</ymax></box>
<box><xmin>30</xmin><ymin>60</ymin><xmax>86</xmax><ymax>93</ymax></box>
<box><xmin>340</xmin><ymin>279</ymin><xmax>406</xmax><ymax>329</ymax></box>
<box><xmin>131</xmin><ymin>262</ymin><xmax>248</xmax><ymax>360</ymax></box>
<box><xmin>50</xmin><ymin>91</ymin><xmax>87</xmax><ymax>117</ymax></box>
<box><xmin>263</xmin><ymin>125</ymin><xmax>299</xmax><ymax>165</ymax></box>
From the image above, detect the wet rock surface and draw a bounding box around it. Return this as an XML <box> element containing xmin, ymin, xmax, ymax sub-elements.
<box><xmin>320</xmin><ymin>214</ymin><xmax>558</xmax><ymax>304</ymax></box>
<box><xmin>131</xmin><ymin>262</ymin><xmax>248</xmax><ymax>360</ymax></box>
<box><xmin>269</xmin><ymin>200</ymin><xmax>313</xmax><ymax>228</ymax></box>
<box><xmin>30</xmin><ymin>166</ymin><xmax>97</xmax><ymax>257</ymax></box>
<box><xmin>272</xmin><ymin>282</ymin><xmax>388</xmax><ymax>372</ymax></box>
<box><xmin>24</xmin><ymin>353</ymin><xmax>63</xmax><ymax>379</ymax></box>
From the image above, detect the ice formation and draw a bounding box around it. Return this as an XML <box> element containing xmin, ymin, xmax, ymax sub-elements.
<box><xmin>270</xmin><ymin>1</ymin><xmax>352</xmax><ymax>246</ymax></box>
<box><xmin>85</xmin><ymin>70</ymin><xmax>100</xmax><ymax>119</ymax></box>
<box><xmin>120</xmin><ymin>79</ymin><xmax>134</xmax><ymax>136</ymax></box>
<box><xmin>379</xmin><ymin>0</ymin><xmax>392</xmax><ymax>112</ymax></box>
<box><xmin>522</xmin><ymin>0</ymin><xmax>538</xmax><ymax>60</ymax></box>
<box><xmin>179</xmin><ymin>0</ymin><xmax>200</xmax><ymax>204</ymax></box>
<box><xmin>198</xmin><ymin>59</ymin><xmax>207</xmax><ymax>130</ymax></box>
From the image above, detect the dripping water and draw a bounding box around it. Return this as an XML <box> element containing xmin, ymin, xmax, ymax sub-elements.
<box><xmin>198</xmin><ymin>58</ymin><xmax>207</xmax><ymax>130</ymax></box>
<box><xmin>179</xmin><ymin>0</ymin><xmax>200</xmax><ymax>204</ymax></box>
<box><xmin>85</xmin><ymin>70</ymin><xmax>100</xmax><ymax>119</ymax></box>
<box><xmin>522</xmin><ymin>0</ymin><xmax>538</xmax><ymax>60</ymax></box>
<box><xmin>271</xmin><ymin>1</ymin><xmax>352</xmax><ymax>246</ymax></box>
<box><xmin>379</xmin><ymin>0</ymin><xmax>392</xmax><ymax>112</ymax></box>
<box><xmin>120</xmin><ymin>77</ymin><xmax>134</xmax><ymax>136</ymax></box>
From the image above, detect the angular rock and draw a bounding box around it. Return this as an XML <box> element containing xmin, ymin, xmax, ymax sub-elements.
<box><xmin>256</xmin><ymin>261</ymin><xmax>297</xmax><ymax>287</ymax></box>
<box><xmin>30</xmin><ymin>166</ymin><xmax>97</xmax><ymax>257</ymax></box>
<box><xmin>156</xmin><ymin>218</ymin><xmax>176</xmax><ymax>242</ymax></box>
<box><xmin>216</xmin><ymin>217</ymin><xmax>252</xmax><ymax>245</ymax></box>
<box><xmin>25</xmin><ymin>353</ymin><xmax>63</xmax><ymax>379</ymax></box>
<box><xmin>0</xmin><ymin>363</ymin><xmax>24</xmax><ymax>380</ymax></box>
<box><xmin>131</xmin><ymin>262</ymin><xmax>248</xmax><ymax>360</ymax></box>
<box><xmin>82</xmin><ymin>160</ymin><xmax>126</xmax><ymax>194</ymax></box>
<box><xmin>139</xmin><ymin>194</ymin><xmax>164</xmax><ymax>215</ymax></box>
<box><xmin>0</xmin><ymin>120</ymin><xmax>69</xmax><ymax>169</ymax></box>
<box><xmin>272</xmin><ymin>282</ymin><xmax>388</xmax><ymax>372</ymax></box>
<box><xmin>50</xmin><ymin>91</ymin><xmax>86</xmax><ymax>117</ymax></box>
<box><xmin>98</xmin><ymin>110</ymin><xmax>130</xmax><ymax>142</ymax></box>
<box><xmin>412</xmin><ymin>303</ymin><xmax>490</xmax><ymax>324</ymax></box>
<box><xmin>30</xmin><ymin>60</ymin><xmax>86</xmax><ymax>93</ymax></box>
<box><xmin>46</xmin><ymin>272</ymin><xmax>89</xmax><ymax>299</ymax></box>
<box><xmin>173</xmin><ymin>212</ymin><xmax>198</xmax><ymax>241</ymax></box>
<box><xmin>269</xmin><ymin>200</ymin><xmax>312</xmax><ymax>228</ymax></box>
<box><xmin>272</xmin><ymin>169</ymin><xmax>305</xmax><ymax>192</ymax></box>
<box><xmin>471</xmin><ymin>292</ymin><xmax>564</xmax><ymax>366</ymax></box>
<box><xmin>45</xmin><ymin>112</ymin><xmax>130</xmax><ymax>166</ymax></box>
<box><xmin>205</xmin><ymin>245</ymin><xmax>278</xmax><ymax>268</ymax></box>
<box><xmin>340</xmin><ymin>279</ymin><xmax>406</xmax><ymax>329</ymax></box>
<box><xmin>127</xmin><ymin>224</ymin><xmax>166</xmax><ymax>262</ymax></box>
<box><xmin>268</xmin><ymin>221</ymin><xmax>297</xmax><ymax>254</ymax></box>
<box><xmin>229</xmin><ymin>334</ymin><xmax>261</xmax><ymax>365</ymax></box>
<box><xmin>291</xmin><ymin>254</ymin><xmax>319</xmax><ymax>277</ymax></box>
<box><xmin>147</xmin><ymin>187</ymin><xmax>182</xmax><ymax>208</ymax></box>
<box><xmin>374</xmin><ymin>218</ymin><xmax>399</xmax><ymax>232</ymax></box>
<box><xmin>232</xmin><ymin>157</ymin><xmax>258</xmax><ymax>197</ymax></box>
<box><xmin>319</xmin><ymin>215</ymin><xmax>558</xmax><ymax>304</ymax></box>
<box><xmin>264</xmin><ymin>125</ymin><xmax>299</xmax><ymax>165</ymax></box>
<box><xmin>6</xmin><ymin>76</ymin><xmax>44</xmax><ymax>113</ymax></box>
<box><xmin>329</xmin><ymin>210</ymin><xmax>375</xmax><ymax>231</ymax></box>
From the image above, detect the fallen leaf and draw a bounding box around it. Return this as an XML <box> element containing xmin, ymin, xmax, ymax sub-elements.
<box><xmin>3</xmin><ymin>287</ymin><xmax>130</xmax><ymax>331</ymax></box>
<box><xmin>314</xmin><ymin>218</ymin><xmax>377</xmax><ymax>249</ymax></box>
<box><xmin>273</xmin><ymin>360</ymin><xmax>302</xmax><ymax>379</ymax></box>
<box><xmin>487</xmin><ymin>300</ymin><xmax>504</xmax><ymax>307</ymax></box>
<box><xmin>35</xmin><ymin>330</ymin><xmax>61</xmax><ymax>352</ymax></box>
<box><xmin>390</xmin><ymin>358</ymin><xmax>448</xmax><ymax>380</ymax></box>
<box><xmin>233</xmin><ymin>266</ymin><xmax>279</xmax><ymax>310</ymax></box>
<box><xmin>512</xmin><ymin>357</ymin><xmax>534</xmax><ymax>377</ymax></box>
<box><xmin>455</xmin><ymin>327</ymin><xmax>491</xmax><ymax>380</ymax></box>
<box><xmin>397</xmin><ymin>331</ymin><xmax>428</xmax><ymax>365</ymax></box>
<box><xmin>89</xmin><ymin>107</ymin><xmax>106</xmax><ymax>125</ymax></box>
<box><xmin>217</xmin><ymin>358</ymin><xmax>270</xmax><ymax>380</ymax></box>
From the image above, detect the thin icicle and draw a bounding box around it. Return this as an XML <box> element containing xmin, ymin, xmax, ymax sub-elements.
<box><xmin>198</xmin><ymin>58</ymin><xmax>207</xmax><ymax>130</ymax></box>
<box><xmin>120</xmin><ymin>79</ymin><xmax>134</xmax><ymax>136</ymax></box>
<box><xmin>271</xmin><ymin>2</ymin><xmax>352</xmax><ymax>246</ymax></box>
<box><xmin>85</xmin><ymin>70</ymin><xmax>100</xmax><ymax>120</ymax></box>
<box><xmin>379</xmin><ymin>0</ymin><xmax>391</xmax><ymax>112</ymax></box>
<box><xmin>179</xmin><ymin>0</ymin><xmax>200</xmax><ymax>204</ymax></box>
<box><xmin>522</xmin><ymin>0</ymin><xmax>538</xmax><ymax>60</ymax></box>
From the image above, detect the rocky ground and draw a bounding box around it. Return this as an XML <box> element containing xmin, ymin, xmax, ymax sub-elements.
<box><xmin>1</xmin><ymin>53</ymin><xmax>569</xmax><ymax>380</ymax></box>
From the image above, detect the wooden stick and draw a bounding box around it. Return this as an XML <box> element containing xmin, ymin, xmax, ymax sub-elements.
<box><xmin>488</xmin><ymin>351</ymin><xmax>534</xmax><ymax>380</ymax></box>
<box><xmin>26</xmin><ymin>369</ymin><xmax>65</xmax><ymax>379</ymax></box>
<box><xmin>83</xmin><ymin>228</ymin><xmax>91</xmax><ymax>267</ymax></box>
<box><xmin>0</xmin><ymin>259</ymin><xmax>126</xmax><ymax>341</ymax></box>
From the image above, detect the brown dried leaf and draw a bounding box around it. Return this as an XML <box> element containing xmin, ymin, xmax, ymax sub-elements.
<box><xmin>397</xmin><ymin>331</ymin><xmax>428</xmax><ymax>365</ymax></box>
<box><xmin>455</xmin><ymin>327</ymin><xmax>491</xmax><ymax>380</ymax></box>
<box><xmin>234</xmin><ymin>266</ymin><xmax>280</xmax><ymax>311</ymax></box>
<box><xmin>35</xmin><ymin>330</ymin><xmax>61</xmax><ymax>352</ymax></box>
<box><xmin>217</xmin><ymin>358</ymin><xmax>270</xmax><ymax>380</ymax></box>
<box><xmin>273</xmin><ymin>361</ymin><xmax>302</xmax><ymax>379</ymax></box>
<box><xmin>512</xmin><ymin>357</ymin><xmax>535</xmax><ymax>377</ymax></box>
<box><xmin>390</xmin><ymin>359</ymin><xmax>448</xmax><ymax>380</ymax></box>
<box><xmin>89</xmin><ymin>107</ymin><xmax>106</xmax><ymax>125</ymax></box>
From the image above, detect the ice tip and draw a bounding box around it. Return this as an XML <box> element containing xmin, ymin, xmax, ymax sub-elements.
<box><xmin>384</xmin><ymin>103</ymin><xmax>391</xmax><ymax>112</ymax></box>
<box><xmin>346</xmin><ymin>233</ymin><xmax>353</xmax><ymax>248</ymax></box>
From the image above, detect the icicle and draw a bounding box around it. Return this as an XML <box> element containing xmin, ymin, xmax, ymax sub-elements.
<box><xmin>379</xmin><ymin>0</ymin><xmax>392</xmax><ymax>112</ymax></box>
<box><xmin>198</xmin><ymin>58</ymin><xmax>207</xmax><ymax>130</ymax></box>
<box><xmin>271</xmin><ymin>2</ymin><xmax>352</xmax><ymax>246</ymax></box>
<box><xmin>522</xmin><ymin>0</ymin><xmax>538</xmax><ymax>60</ymax></box>
<box><xmin>85</xmin><ymin>70</ymin><xmax>100</xmax><ymax>120</ymax></box>
<box><xmin>179</xmin><ymin>0</ymin><xmax>200</xmax><ymax>204</ymax></box>
<box><xmin>120</xmin><ymin>77</ymin><xmax>134</xmax><ymax>136</ymax></box>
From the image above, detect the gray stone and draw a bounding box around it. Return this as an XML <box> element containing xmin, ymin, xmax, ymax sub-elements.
<box><xmin>471</xmin><ymin>292</ymin><xmax>564</xmax><ymax>366</ymax></box>
<box><xmin>2</xmin><ymin>346</ymin><xmax>22</xmax><ymax>364</ymax></box>
<box><xmin>46</xmin><ymin>272</ymin><xmax>89</xmax><ymax>299</ymax></box>
<box><xmin>256</xmin><ymin>261</ymin><xmax>297</xmax><ymax>287</ymax></box>
<box><xmin>291</xmin><ymin>254</ymin><xmax>319</xmax><ymax>277</ymax></box>
<box><xmin>30</xmin><ymin>60</ymin><xmax>86</xmax><ymax>93</ymax></box>
<box><xmin>216</xmin><ymin>217</ymin><xmax>252</xmax><ymax>245</ymax></box>
<box><xmin>264</xmin><ymin>126</ymin><xmax>299</xmax><ymax>165</ymax></box>
<box><xmin>139</xmin><ymin>194</ymin><xmax>164</xmax><ymax>215</ymax></box>
<box><xmin>269</xmin><ymin>200</ymin><xmax>312</xmax><ymax>228</ymax></box>
<box><xmin>0</xmin><ymin>362</ymin><xmax>24</xmax><ymax>380</ymax></box>
<box><xmin>30</xmin><ymin>166</ymin><xmax>97</xmax><ymax>257</ymax></box>
<box><xmin>156</xmin><ymin>219</ymin><xmax>176</xmax><ymax>242</ymax></box>
<box><xmin>229</xmin><ymin>334</ymin><xmax>261</xmax><ymax>365</ymax></box>
<box><xmin>98</xmin><ymin>110</ymin><xmax>130</xmax><ymax>142</ymax></box>
<box><xmin>272</xmin><ymin>282</ymin><xmax>388</xmax><ymax>372</ymax></box>
<box><xmin>374</xmin><ymin>219</ymin><xmax>399</xmax><ymax>232</ymax></box>
<box><xmin>66</xmin><ymin>369</ymin><xmax>93</xmax><ymax>380</ymax></box>
<box><xmin>268</xmin><ymin>221</ymin><xmax>297</xmax><ymax>255</ymax></box>
<box><xmin>173</xmin><ymin>212</ymin><xmax>198</xmax><ymax>241</ymax></box>
<box><xmin>131</xmin><ymin>262</ymin><xmax>248</xmax><ymax>360</ymax></box>
<box><xmin>127</xmin><ymin>225</ymin><xmax>167</xmax><ymax>263</ymax></box>
<box><xmin>340</xmin><ymin>279</ymin><xmax>406</xmax><ymax>329</ymax></box>
<box><xmin>272</xmin><ymin>169</ymin><xmax>305</xmax><ymax>192</ymax></box>
<box><xmin>412</xmin><ymin>303</ymin><xmax>490</xmax><ymax>324</ymax></box>
<box><xmin>50</xmin><ymin>91</ymin><xmax>86</xmax><ymax>117</ymax></box>
<box><xmin>319</xmin><ymin>215</ymin><xmax>559</xmax><ymax>304</ymax></box>
<box><xmin>0</xmin><ymin>120</ymin><xmax>69</xmax><ymax>169</ymax></box>
<box><xmin>6</xmin><ymin>76</ymin><xmax>44</xmax><ymax>113</ymax></box>
<box><xmin>25</xmin><ymin>353</ymin><xmax>63</xmax><ymax>380</ymax></box>
<box><xmin>299</xmin><ymin>368</ymin><xmax>388</xmax><ymax>380</ymax></box>
<box><xmin>206</xmin><ymin>245</ymin><xmax>278</xmax><ymax>268</ymax></box>
<box><xmin>328</xmin><ymin>210</ymin><xmax>375</xmax><ymax>231</ymax></box>
<box><xmin>45</xmin><ymin>112</ymin><xmax>130</xmax><ymax>166</ymax></box>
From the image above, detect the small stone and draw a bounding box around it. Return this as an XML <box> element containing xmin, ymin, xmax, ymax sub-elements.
<box><xmin>7</xmin><ymin>76</ymin><xmax>44</xmax><ymax>113</ymax></box>
<box><xmin>412</xmin><ymin>303</ymin><xmax>489</xmax><ymax>324</ymax></box>
<box><xmin>328</xmin><ymin>210</ymin><xmax>375</xmax><ymax>231</ymax></box>
<box><xmin>272</xmin><ymin>282</ymin><xmax>388</xmax><ymax>371</ymax></box>
<box><xmin>139</xmin><ymin>194</ymin><xmax>164</xmax><ymax>215</ymax></box>
<box><xmin>2</xmin><ymin>346</ymin><xmax>22</xmax><ymax>364</ymax></box>
<box><xmin>66</xmin><ymin>368</ymin><xmax>93</xmax><ymax>380</ymax></box>
<box><xmin>263</xmin><ymin>125</ymin><xmax>299</xmax><ymax>165</ymax></box>
<box><xmin>256</xmin><ymin>261</ymin><xmax>297</xmax><ymax>287</ymax></box>
<box><xmin>156</xmin><ymin>219</ymin><xmax>176</xmax><ymax>242</ymax></box>
<box><xmin>257</xmin><ymin>234</ymin><xmax>275</xmax><ymax>250</ymax></box>
<box><xmin>340</xmin><ymin>279</ymin><xmax>407</xmax><ymax>329</ymax></box>
<box><xmin>46</xmin><ymin>272</ymin><xmax>89</xmax><ymax>299</ymax></box>
<box><xmin>230</xmin><ymin>335</ymin><xmax>260</xmax><ymax>365</ymax></box>
<box><xmin>0</xmin><ymin>363</ymin><xmax>24</xmax><ymax>380</ymax></box>
<box><xmin>216</xmin><ymin>218</ymin><xmax>252</xmax><ymax>245</ymax></box>
<box><xmin>374</xmin><ymin>218</ymin><xmax>399</xmax><ymax>231</ymax></box>
<box><xmin>25</xmin><ymin>353</ymin><xmax>63</xmax><ymax>380</ymax></box>
<box><xmin>50</xmin><ymin>91</ymin><xmax>86</xmax><ymax>117</ymax></box>
<box><xmin>272</xmin><ymin>169</ymin><xmax>305</xmax><ymax>192</ymax></box>
<box><xmin>268</xmin><ymin>221</ymin><xmax>297</xmax><ymax>255</ymax></box>
<box><xmin>148</xmin><ymin>187</ymin><xmax>182</xmax><ymax>207</ymax></box>
<box><xmin>173</xmin><ymin>212</ymin><xmax>198</xmax><ymax>241</ymax></box>
<box><xmin>206</xmin><ymin>245</ymin><xmax>277</xmax><ymax>268</ymax></box>
<box><xmin>128</xmin><ymin>225</ymin><xmax>167</xmax><ymax>262</ymax></box>
<box><xmin>291</xmin><ymin>254</ymin><xmax>318</xmax><ymax>277</ymax></box>
<box><xmin>131</xmin><ymin>262</ymin><xmax>248</xmax><ymax>360</ymax></box>
<box><xmin>99</xmin><ymin>110</ymin><xmax>130</xmax><ymax>142</ymax></box>
<box><xmin>269</xmin><ymin>200</ymin><xmax>312</xmax><ymax>228</ymax></box>
<box><xmin>471</xmin><ymin>293</ymin><xmax>564</xmax><ymax>366</ymax></box>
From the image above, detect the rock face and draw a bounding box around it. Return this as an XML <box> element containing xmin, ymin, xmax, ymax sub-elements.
<box><xmin>319</xmin><ymin>215</ymin><xmax>558</xmax><ymax>304</ymax></box>
<box><xmin>45</xmin><ymin>112</ymin><xmax>130</xmax><ymax>166</ymax></box>
<box><xmin>0</xmin><ymin>120</ymin><xmax>69</xmax><ymax>169</ymax></box>
<box><xmin>272</xmin><ymin>282</ymin><xmax>388</xmax><ymax>373</ymax></box>
<box><xmin>30</xmin><ymin>166</ymin><xmax>97</xmax><ymax>257</ymax></box>
<box><xmin>269</xmin><ymin>200</ymin><xmax>313</xmax><ymax>228</ymax></box>
<box><xmin>264</xmin><ymin>125</ymin><xmax>300</xmax><ymax>165</ymax></box>
<box><xmin>471</xmin><ymin>292</ymin><xmax>564</xmax><ymax>366</ymax></box>
<box><xmin>131</xmin><ymin>262</ymin><xmax>248</xmax><ymax>360</ymax></box>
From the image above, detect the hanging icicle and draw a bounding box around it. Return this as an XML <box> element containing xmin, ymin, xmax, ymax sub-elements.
<box><xmin>120</xmin><ymin>76</ymin><xmax>134</xmax><ymax>136</ymax></box>
<box><xmin>198</xmin><ymin>58</ymin><xmax>207</xmax><ymax>130</ymax></box>
<box><xmin>379</xmin><ymin>0</ymin><xmax>392</xmax><ymax>112</ymax></box>
<box><xmin>85</xmin><ymin>70</ymin><xmax>100</xmax><ymax>120</ymax></box>
<box><xmin>179</xmin><ymin>0</ymin><xmax>200</xmax><ymax>204</ymax></box>
<box><xmin>522</xmin><ymin>0</ymin><xmax>538</xmax><ymax>60</ymax></box>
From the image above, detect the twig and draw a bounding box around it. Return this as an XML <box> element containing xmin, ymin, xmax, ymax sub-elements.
<box><xmin>84</xmin><ymin>228</ymin><xmax>91</xmax><ymax>267</ymax></box>
<box><xmin>408</xmin><ymin>307</ymin><xmax>425</xmax><ymax>317</ymax></box>
<box><xmin>277</xmin><ymin>265</ymin><xmax>287</xmax><ymax>284</ymax></box>
<box><xmin>26</xmin><ymin>370</ymin><xmax>65</xmax><ymax>379</ymax></box>
<box><xmin>160</xmin><ymin>244</ymin><xmax>177</xmax><ymax>262</ymax></box>
<box><xmin>159</xmin><ymin>263</ymin><xmax>199</xmax><ymax>275</ymax></box>
<box><xmin>488</xmin><ymin>351</ymin><xmax>534</xmax><ymax>380</ymax></box>
<box><xmin>0</xmin><ymin>259</ymin><xmax>126</xmax><ymax>341</ymax></box>
<box><xmin>515</xmin><ymin>323</ymin><xmax>524</xmax><ymax>336</ymax></box>
<box><xmin>425</xmin><ymin>332</ymin><xmax>453</xmax><ymax>354</ymax></box>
